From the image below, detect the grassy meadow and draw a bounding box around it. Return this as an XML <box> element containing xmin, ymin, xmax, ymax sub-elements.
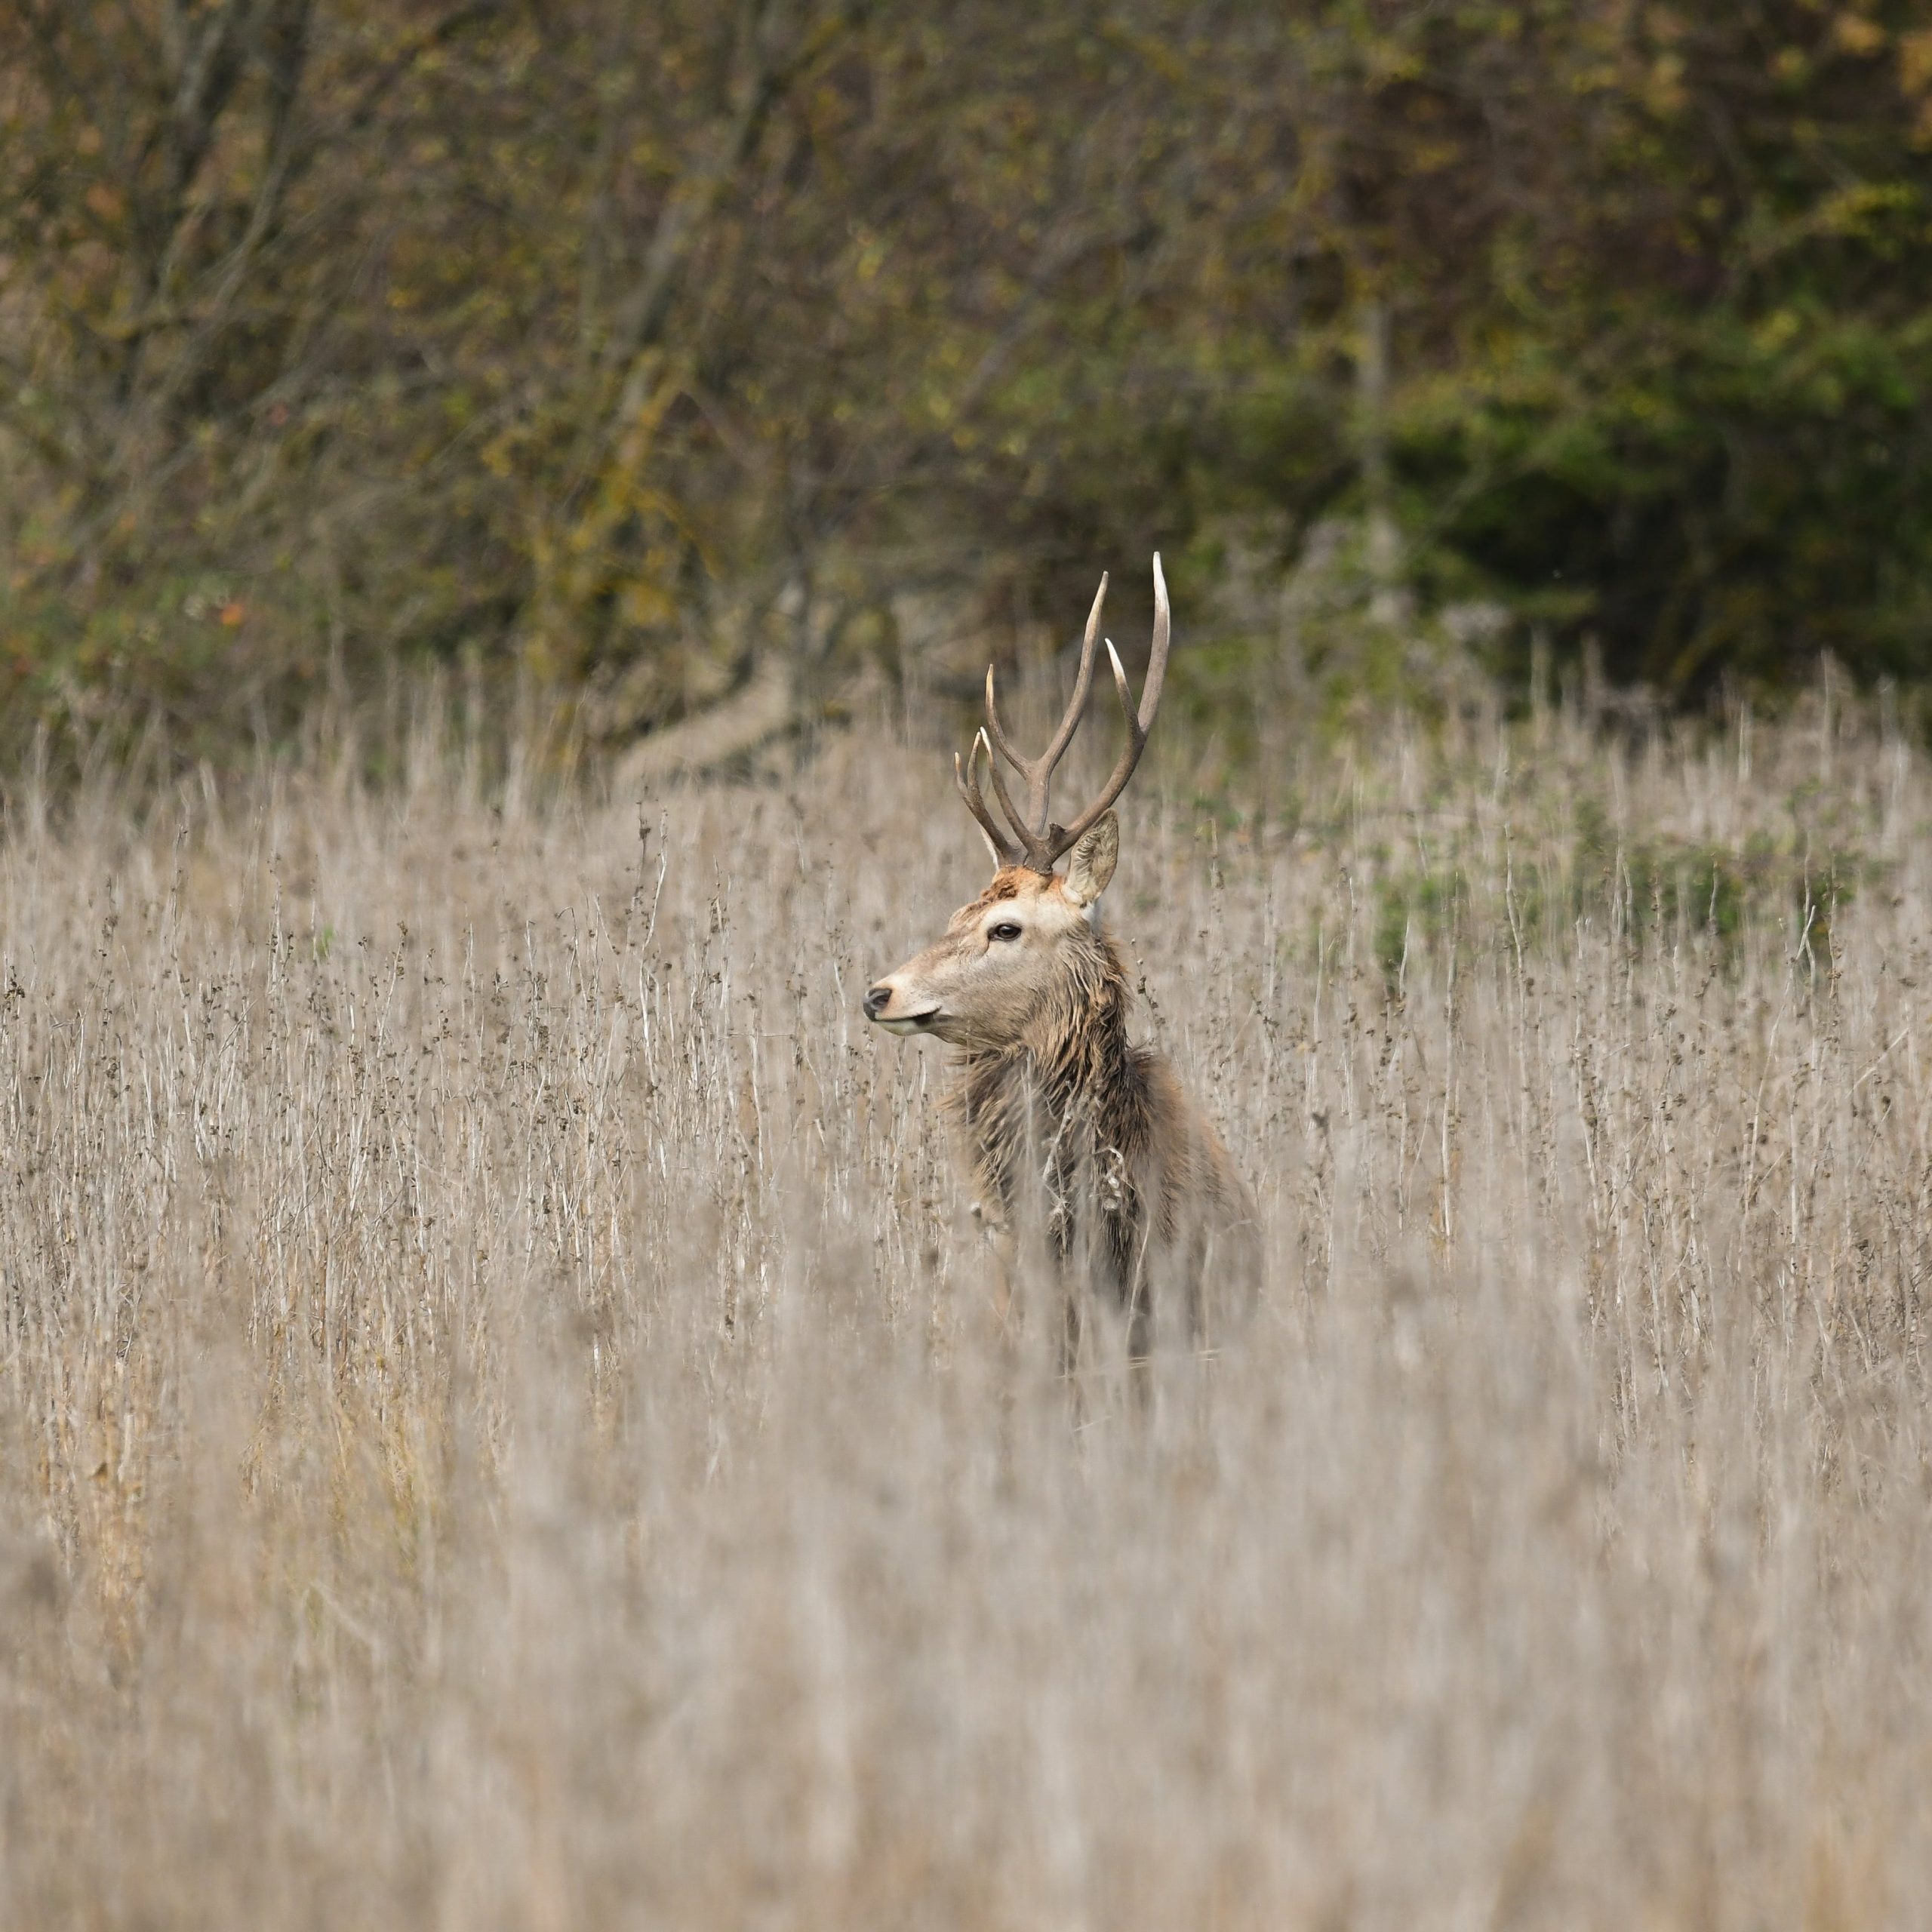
<box><xmin>3</xmin><ymin>686</ymin><xmax>1931</xmax><ymax>1927</ymax></box>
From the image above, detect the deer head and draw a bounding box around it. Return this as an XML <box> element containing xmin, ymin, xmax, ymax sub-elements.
<box><xmin>864</xmin><ymin>555</ymin><xmax>1171</xmax><ymax>1048</ymax></box>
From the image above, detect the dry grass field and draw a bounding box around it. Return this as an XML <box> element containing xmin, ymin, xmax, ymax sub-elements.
<box><xmin>4</xmin><ymin>688</ymin><xmax>1932</xmax><ymax>1928</ymax></box>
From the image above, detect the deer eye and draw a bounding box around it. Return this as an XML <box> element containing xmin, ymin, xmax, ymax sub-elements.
<box><xmin>987</xmin><ymin>921</ymin><xmax>1023</xmax><ymax>943</ymax></box>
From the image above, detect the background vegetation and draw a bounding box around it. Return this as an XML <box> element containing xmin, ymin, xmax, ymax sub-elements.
<box><xmin>5</xmin><ymin>0</ymin><xmax>1931</xmax><ymax>766</ymax></box>
<box><xmin>12</xmin><ymin>15</ymin><xmax>1932</xmax><ymax>1920</ymax></box>
<box><xmin>6</xmin><ymin>692</ymin><xmax>1932</xmax><ymax>1926</ymax></box>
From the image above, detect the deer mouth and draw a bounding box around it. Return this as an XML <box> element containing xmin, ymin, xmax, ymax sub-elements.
<box><xmin>873</xmin><ymin>1007</ymin><xmax>942</xmax><ymax>1035</ymax></box>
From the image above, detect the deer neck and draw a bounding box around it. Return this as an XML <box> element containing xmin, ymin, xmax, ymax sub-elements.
<box><xmin>1022</xmin><ymin>958</ymin><xmax>1131</xmax><ymax>1110</ymax></box>
<box><xmin>949</xmin><ymin>940</ymin><xmax>1136</xmax><ymax>1219</ymax></box>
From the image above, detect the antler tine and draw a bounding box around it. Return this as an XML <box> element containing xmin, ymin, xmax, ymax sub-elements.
<box><xmin>981</xmin><ymin>571</ymin><xmax>1120</xmax><ymax>869</ymax></box>
<box><xmin>979</xmin><ymin>674</ymin><xmax>1047</xmax><ymax>861</ymax></box>
<box><xmin>955</xmin><ymin>730</ymin><xmax>1020</xmax><ymax>865</ymax></box>
<box><xmin>982</xmin><ymin>572</ymin><xmax>1108</xmax><ymax>846</ymax></box>
<box><xmin>1034</xmin><ymin>570</ymin><xmax>1107</xmax><ymax>787</ymax></box>
<box><xmin>1043</xmin><ymin>553</ymin><xmax>1172</xmax><ymax>865</ymax></box>
<box><xmin>981</xmin><ymin>663</ymin><xmax>1027</xmax><ymax>789</ymax></box>
<box><xmin>1136</xmin><ymin>551</ymin><xmax>1171</xmax><ymax>733</ymax></box>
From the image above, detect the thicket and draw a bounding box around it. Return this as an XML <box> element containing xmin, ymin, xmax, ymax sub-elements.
<box><xmin>4</xmin><ymin>1</ymin><xmax>1930</xmax><ymax>760</ymax></box>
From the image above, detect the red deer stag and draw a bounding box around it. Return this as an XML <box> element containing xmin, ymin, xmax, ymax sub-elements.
<box><xmin>865</xmin><ymin>556</ymin><xmax>1256</xmax><ymax>1358</ymax></box>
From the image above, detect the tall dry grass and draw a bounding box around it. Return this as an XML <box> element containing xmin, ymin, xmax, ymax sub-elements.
<box><xmin>2</xmin><ymin>689</ymin><xmax>1930</xmax><ymax>1928</ymax></box>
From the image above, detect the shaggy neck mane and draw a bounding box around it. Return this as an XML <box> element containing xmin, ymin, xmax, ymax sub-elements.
<box><xmin>946</xmin><ymin>923</ymin><xmax>1149</xmax><ymax>1226</ymax></box>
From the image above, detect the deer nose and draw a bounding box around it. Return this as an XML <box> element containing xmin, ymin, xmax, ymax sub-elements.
<box><xmin>863</xmin><ymin>984</ymin><xmax>894</xmax><ymax>1020</ymax></box>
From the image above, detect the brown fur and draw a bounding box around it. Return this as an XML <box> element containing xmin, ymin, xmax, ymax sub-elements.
<box><xmin>868</xmin><ymin>857</ymin><xmax>1257</xmax><ymax>1355</ymax></box>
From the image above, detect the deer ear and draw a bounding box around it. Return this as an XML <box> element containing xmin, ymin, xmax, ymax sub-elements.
<box><xmin>1063</xmin><ymin>811</ymin><xmax>1118</xmax><ymax>909</ymax></box>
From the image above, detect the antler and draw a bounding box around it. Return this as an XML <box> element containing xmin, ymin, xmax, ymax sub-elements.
<box><xmin>954</xmin><ymin>728</ymin><xmax>1019</xmax><ymax>866</ymax></box>
<box><xmin>963</xmin><ymin>554</ymin><xmax>1172</xmax><ymax>875</ymax></box>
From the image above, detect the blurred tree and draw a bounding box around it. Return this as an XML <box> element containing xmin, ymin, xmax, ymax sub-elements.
<box><xmin>1</xmin><ymin>0</ymin><xmax>1928</xmax><ymax>761</ymax></box>
<box><xmin>1358</xmin><ymin>0</ymin><xmax>1932</xmax><ymax>691</ymax></box>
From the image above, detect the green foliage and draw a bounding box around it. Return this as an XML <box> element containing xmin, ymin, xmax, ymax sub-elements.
<box><xmin>1371</xmin><ymin>792</ymin><xmax>1880</xmax><ymax>987</ymax></box>
<box><xmin>1369</xmin><ymin>5</ymin><xmax>1932</xmax><ymax>693</ymax></box>
<box><xmin>2</xmin><ymin>0</ymin><xmax>1929</xmax><ymax>760</ymax></box>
